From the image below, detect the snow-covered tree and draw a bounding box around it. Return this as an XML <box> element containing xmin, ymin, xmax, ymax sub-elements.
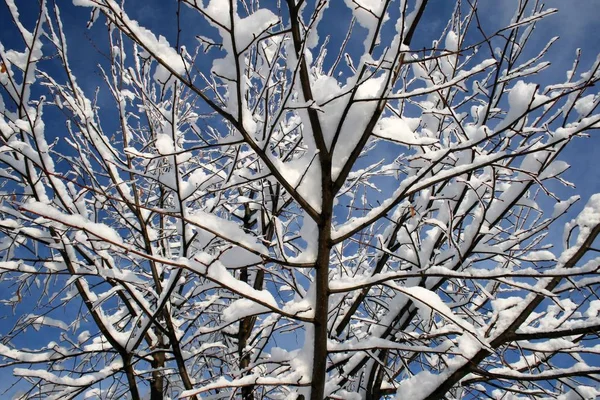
<box><xmin>1</xmin><ymin>0</ymin><xmax>600</xmax><ymax>399</ymax></box>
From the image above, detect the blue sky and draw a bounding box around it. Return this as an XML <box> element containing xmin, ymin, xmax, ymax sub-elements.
<box><xmin>0</xmin><ymin>0</ymin><xmax>599</xmax><ymax>397</ymax></box>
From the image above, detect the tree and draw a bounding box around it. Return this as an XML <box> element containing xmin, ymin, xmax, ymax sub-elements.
<box><xmin>0</xmin><ymin>0</ymin><xmax>599</xmax><ymax>398</ymax></box>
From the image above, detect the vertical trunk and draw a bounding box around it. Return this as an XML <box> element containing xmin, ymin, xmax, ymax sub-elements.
<box><xmin>238</xmin><ymin>267</ymin><xmax>265</xmax><ymax>400</ymax></box>
<box><xmin>123</xmin><ymin>354</ymin><xmax>142</xmax><ymax>400</ymax></box>
<box><xmin>310</xmin><ymin>179</ymin><xmax>333</xmax><ymax>400</ymax></box>
<box><xmin>238</xmin><ymin>266</ymin><xmax>253</xmax><ymax>399</ymax></box>
<box><xmin>239</xmin><ymin>315</ymin><xmax>255</xmax><ymax>400</ymax></box>
<box><xmin>237</xmin><ymin>205</ymin><xmax>262</xmax><ymax>400</ymax></box>
<box><xmin>150</xmin><ymin>347</ymin><xmax>165</xmax><ymax>400</ymax></box>
<box><xmin>309</xmin><ymin>236</ymin><xmax>331</xmax><ymax>400</ymax></box>
<box><xmin>149</xmin><ymin>330</ymin><xmax>165</xmax><ymax>400</ymax></box>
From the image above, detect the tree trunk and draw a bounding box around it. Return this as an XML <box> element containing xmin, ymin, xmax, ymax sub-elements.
<box><xmin>310</xmin><ymin>181</ymin><xmax>333</xmax><ymax>400</ymax></box>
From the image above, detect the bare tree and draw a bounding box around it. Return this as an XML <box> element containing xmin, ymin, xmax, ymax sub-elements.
<box><xmin>1</xmin><ymin>0</ymin><xmax>599</xmax><ymax>399</ymax></box>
